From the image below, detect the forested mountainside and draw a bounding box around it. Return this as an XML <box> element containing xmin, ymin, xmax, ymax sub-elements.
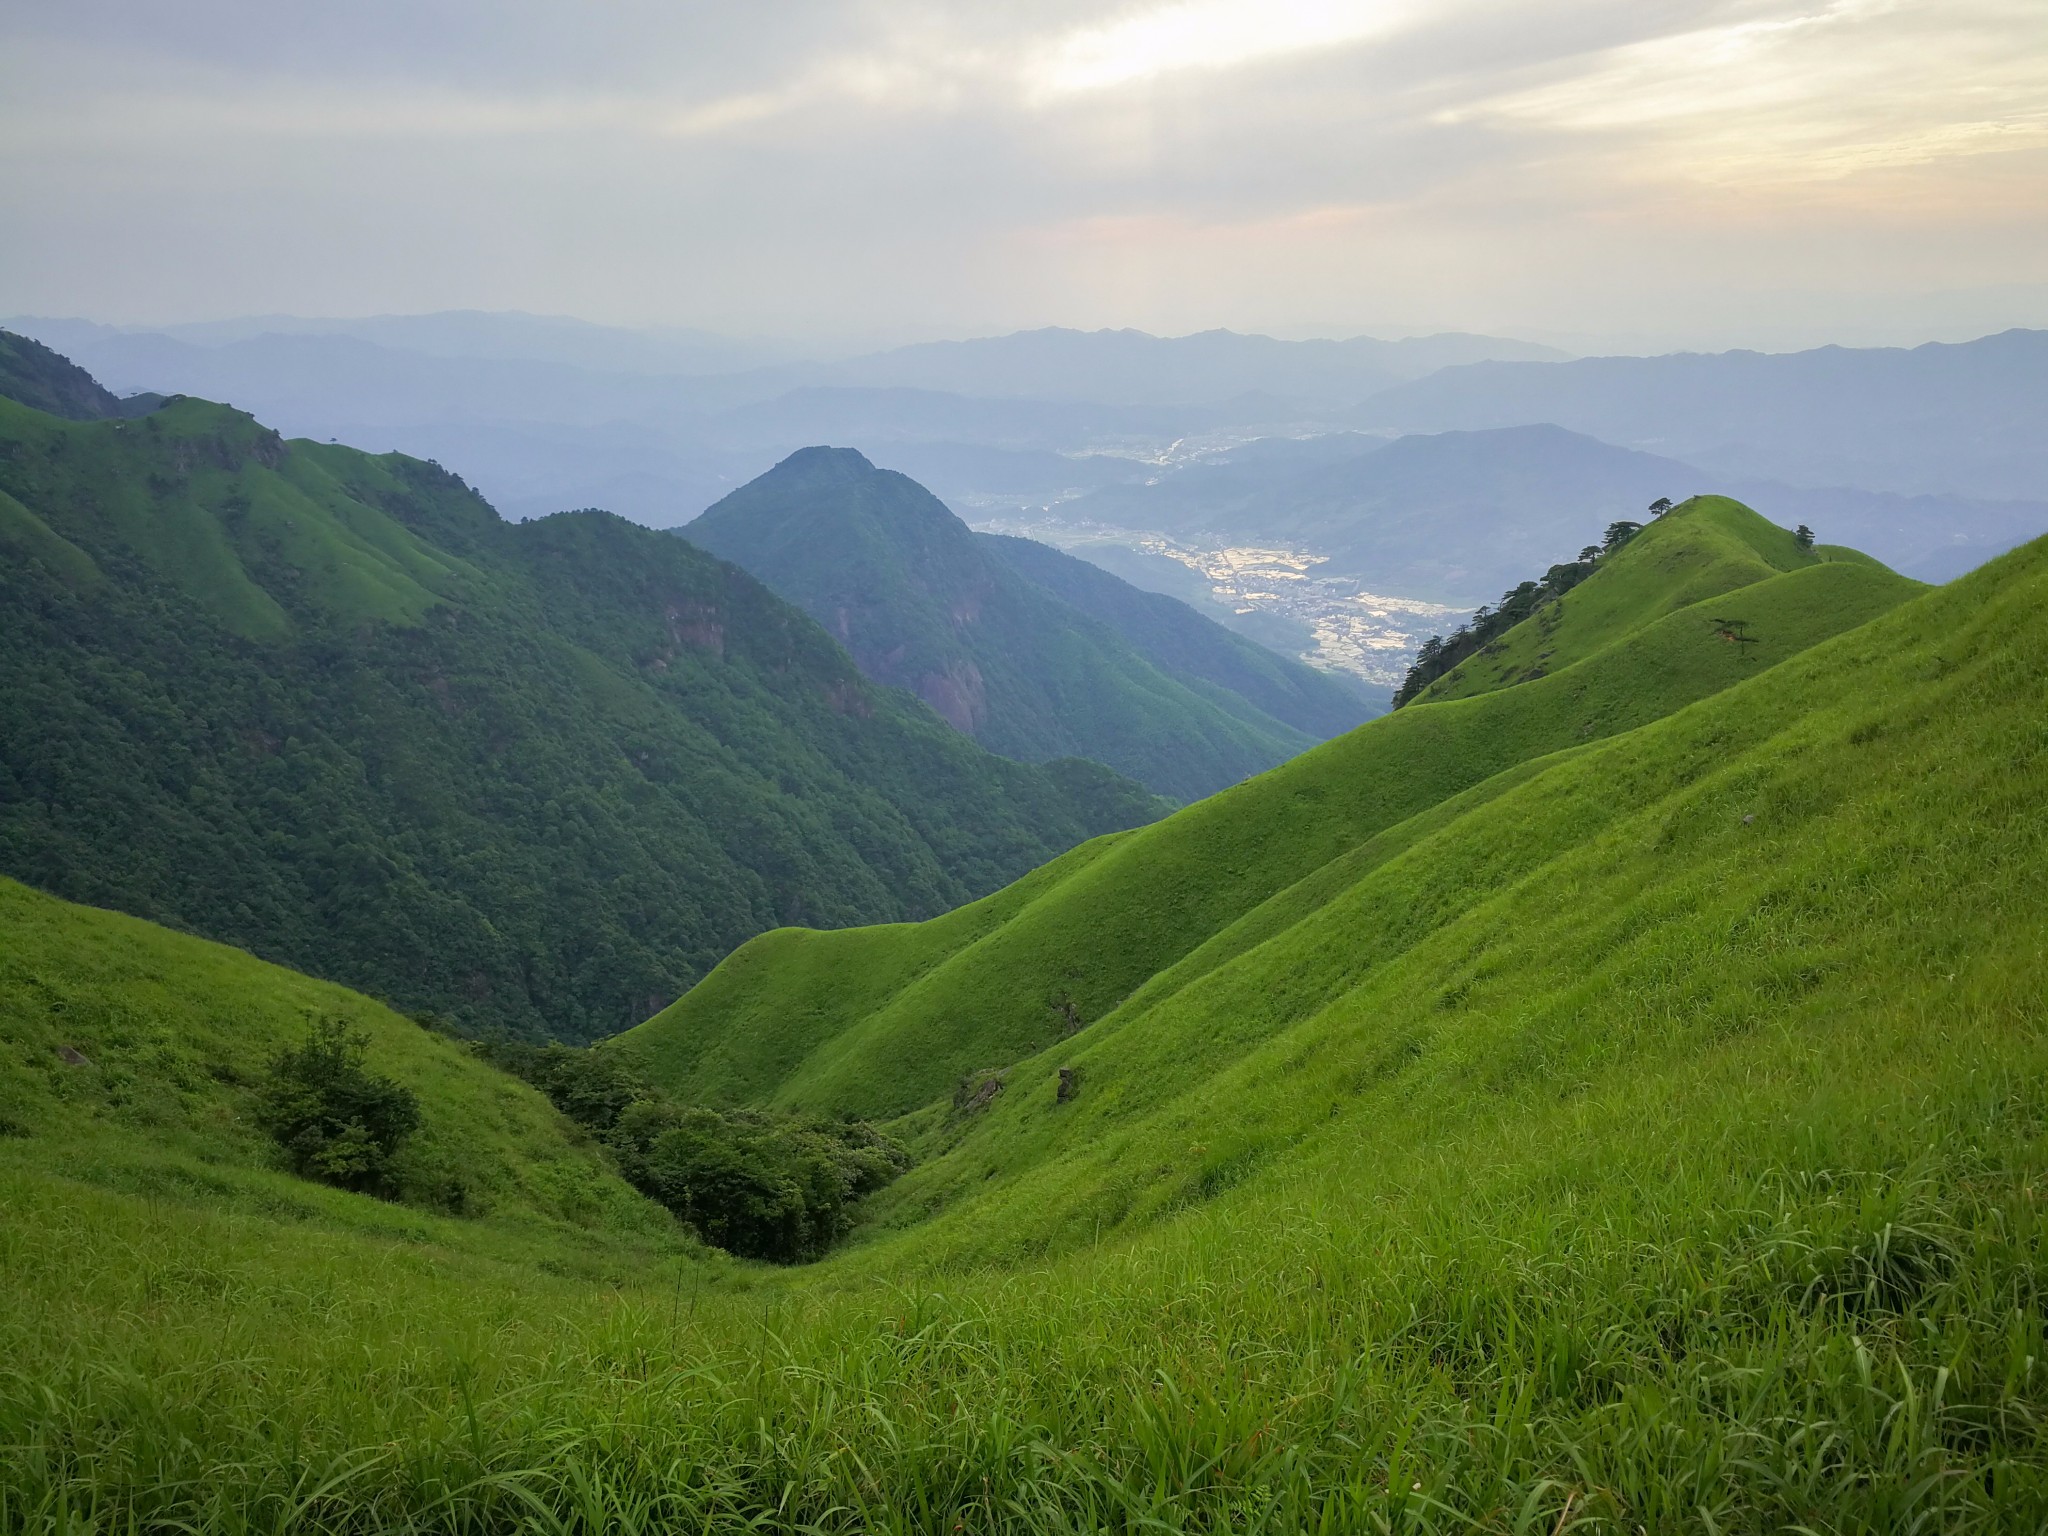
<box><xmin>0</xmin><ymin>328</ymin><xmax>164</xmax><ymax>422</ymax></box>
<box><xmin>683</xmin><ymin>447</ymin><xmax>1360</xmax><ymax>800</ymax></box>
<box><xmin>0</xmin><ymin>335</ymin><xmax>1162</xmax><ymax>1043</ymax></box>
<box><xmin>617</xmin><ymin>497</ymin><xmax>1920</xmax><ymax>1116</ymax></box>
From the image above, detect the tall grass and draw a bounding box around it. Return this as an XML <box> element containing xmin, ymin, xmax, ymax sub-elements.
<box><xmin>5</xmin><ymin>1038</ymin><xmax>2044</xmax><ymax>1531</ymax></box>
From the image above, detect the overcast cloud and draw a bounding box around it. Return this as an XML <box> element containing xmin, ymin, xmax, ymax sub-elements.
<box><xmin>3</xmin><ymin>0</ymin><xmax>2044</xmax><ymax>348</ymax></box>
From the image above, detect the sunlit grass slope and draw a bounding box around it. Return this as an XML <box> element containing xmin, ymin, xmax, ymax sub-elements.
<box><xmin>845</xmin><ymin>531</ymin><xmax>2031</xmax><ymax>1262</ymax></box>
<box><xmin>4</xmin><ymin>535</ymin><xmax>2044</xmax><ymax>1532</ymax></box>
<box><xmin>0</xmin><ymin>395</ymin><xmax>473</xmax><ymax>639</ymax></box>
<box><xmin>619</xmin><ymin>499</ymin><xmax>1919</xmax><ymax>1118</ymax></box>
<box><xmin>0</xmin><ymin>876</ymin><xmax>678</xmax><ymax>1272</ymax></box>
<box><xmin>1420</xmin><ymin>494</ymin><xmax>1883</xmax><ymax>703</ymax></box>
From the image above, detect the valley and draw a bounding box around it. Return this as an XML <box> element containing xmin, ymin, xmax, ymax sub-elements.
<box><xmin>974</xmin><ymin>507</ymin><xmax>1464</xmax><ymax>687</ymax></box>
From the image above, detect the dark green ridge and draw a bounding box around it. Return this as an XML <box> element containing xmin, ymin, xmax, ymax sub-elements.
<box><xmin>0</xmin><ymin>341</ymin><xmax>1163</xmax><ymax>1043</ymax></box>
<box><xmin>682</xmin><ymin>447</ymin><xmax>1346</xmax><ymax>801</ymax></box>
<box><xmin>617</xmin><ymin>496</ymin><xmax>1922</xmax><ymax>1117</ymax></box>
<box><xmin>0</xmin><ymin>327</ymin><xmax>165</xmax><ymax>421</ymax></box>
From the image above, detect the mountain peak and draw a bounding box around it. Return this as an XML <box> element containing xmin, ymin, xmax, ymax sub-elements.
<box><xmin>769</xmin><ymin>444</ymin><xmax>876</xmax><ymax>479</ymax></box>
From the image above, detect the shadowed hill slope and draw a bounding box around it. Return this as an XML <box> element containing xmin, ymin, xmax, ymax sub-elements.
<box><xmin>0</xmin><ymin>345</ymin><xmax>1162</xmax><ymax>1043</ymax></box>
<box><xmin>0</xmin><ymin>328</ymin><xmax>164</xmax><ymax>422</ymax></box>
<box><xmin>682</xmin><ymin>447</ymin><xmax>1345</xmax><ymax>800</ymax></box>
<box><xmin>618</xmin><ymin>498</ymin><xmax>1920</xmax><ymax>1116</ymax></box>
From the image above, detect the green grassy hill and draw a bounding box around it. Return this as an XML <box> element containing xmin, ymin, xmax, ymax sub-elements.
<box><xmin>683</xmin><ymin>447</ymin><xmax>1354</xmax><ymax>800</ymax></box>
<box><xmin>0</xmin><ymin>875</ymin><xmax>677</xmax><ymax>1273</ymax></box>
<box><xmin>1418</xmin><ymin>495</ymin><xmax>1879</xmax><ymax>702</ymax></box>
<box><xmin>0</xmin><ymin>346</ymin><xmax>1163</xmax><ymax>1043</ymax></box>
<box><xmin>4</xmin><ymin>519</ymin><xmax>2044</xmax><ymax>1530</ymax></box>
<box><xmin>619</xmin><ymin>498</ymin><xmax>1920</xmax><ymax>1118</ymax></box>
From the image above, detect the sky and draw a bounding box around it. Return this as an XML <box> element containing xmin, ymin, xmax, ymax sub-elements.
<box><xmin>3</xmin><ymin>0</ymin><xmax>2046</xmax><ymax>351</ymax></box>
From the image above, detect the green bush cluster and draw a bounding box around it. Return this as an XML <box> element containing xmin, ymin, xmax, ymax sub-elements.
<box><xmin>485</xmin><ymin>1042</ymin><xmax>906</xmax><ymax>1262</ymax></box>
<box><xmin>255</xmin><ymin>1019</ymin><xmax>420</xmax><ymax>1196</ymax></box>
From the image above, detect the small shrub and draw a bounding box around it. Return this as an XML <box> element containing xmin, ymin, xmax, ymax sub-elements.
<box><xmin>476</xmin><ymin>1040</ymin><xmax>650</xmax><ymax>1133</ymax></box>
<box><xmin>607</xmin><ymin>1103</ymin><xmax>908</xmax><ymax>1263</ymax></box>
<box><xmin>256</xmin><ymin>1019</ymin><xmax>420</xmax><ymax>1196</ymax></box>
<box><xmin>483</xmin><ymin>1041</ymin><xmax>907</xmax><ymax>1262</ymax></box>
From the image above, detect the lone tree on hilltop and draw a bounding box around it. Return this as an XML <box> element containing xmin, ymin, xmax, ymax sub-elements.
<box><xmin>1794</xmin><ymin>524</ymin><xmax>1816</xmax><ymax>551</ymax></box>
<box><xmin>1648</xmin><ymin>497</ymin><xmax>1674</xmax><ymax>517</ymax></box>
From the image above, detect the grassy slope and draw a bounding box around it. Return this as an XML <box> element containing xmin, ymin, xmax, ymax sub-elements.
<box><xmin>1420</xmin><ymin>495</ymin><xmax>1874</xmax><ymax>702</ymax></box>
<box><xmin>620</xmin><ymin>499</ymin><xmax>1920</xmax><ymax>1118</ymax></box>
<box><xmin>4</xmin><ymin>535</ymin><xmax>2044</xmax><ymax>1531</ymax></box>
<box><xmin>845</xmin><ymin>533</ymin><xmax>2023</xmax><ymax>1260</ymax></box>
<box><xmin>0</xmin><ymin>396</ymin><xmax>477</xmax><ymax>640</ymax></box>
<box><xmin>0</xmin><ymin>876</ymin><xmax>679</xmax><ymax>1274</ymax></box>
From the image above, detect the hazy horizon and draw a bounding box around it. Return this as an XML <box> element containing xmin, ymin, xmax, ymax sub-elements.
<box><xmin>12</xmin><ymin>306</ymin><xmax>2048</xmax><ymax>366</ymax></box>
<box><xmin>5</xmin><ymin>2</ymin><xmax>2045</xmax><ymax>355</ymax></box>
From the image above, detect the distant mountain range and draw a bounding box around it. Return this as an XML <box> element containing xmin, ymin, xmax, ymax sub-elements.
<box><xmin>1357</xmin><ymin>328</ymin><xmax>2048</xmax><ymax>501</ymax></box>
<box><xmin>13</xmin><ymin>311</ymin><xmax>804</xmax><ymax>380</ymax></box>
<box><xmin>7</xmin><ymin>312</ymin><xmax>2042</xmax><ymax>605</ymax></box>
<box><xmin>807</xmin><ymin>326</ymin><xmax>1567</xmax><ymax>407</ymax></box>
<box><xmin>682</xmin><ymin>448</ymin><xmax>1374</xmax><ymax>801</ymax></box>
<box><xmin>0</xmin><ymin>316</ymin><xmax>1558</xmax><ymax>527</ymax></box>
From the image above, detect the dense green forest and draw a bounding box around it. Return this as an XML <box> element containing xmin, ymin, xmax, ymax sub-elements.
<box><xmin>683</xmin><ymin>447</ymin><xmax>1363</xmax><ymax>800</ymax></box>
<box><xmin>0</xmin><ymin>334</ymin><xmax>1162</xmax><ymax>1042</ymax></box>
